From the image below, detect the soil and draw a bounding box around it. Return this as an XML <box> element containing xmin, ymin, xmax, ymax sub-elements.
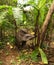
<box><xmin>0</xmin><ymin>42</ymin><xmax>54</xmax><ymax>65</ymax></box>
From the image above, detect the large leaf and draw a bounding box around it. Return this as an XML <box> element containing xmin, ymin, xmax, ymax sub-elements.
<box><xmin>38</xmin><ymin>0</ymin><xmax>46</xmax><ymax>9</ymax></box>
<box><xmin>0</xmin><ymin>11</ymin><xmax>8</xmax><ymax>25</ymax></box>
<box><xmin>12</xmin><ymin>7</ymin><xmax>23</xmax><ymax>24</ymax></box>
<box><xmin>30</xmin><ymin>49</ymin><xmax>39</xmax><ymax>61</ymax></box>
<box><xmin>8</xmin><ymin>6</ymin><xmax>13</xmax><ymax>15</ymax></box>
<box><xmin>39</xmin><ymin>48</ymin><xmax>48</xmax><ymax>64</ymax></box>
<box><xmin>0</xmin><ymin>5</ymin><xmax>12</xmax><ymax>10</ymax></box>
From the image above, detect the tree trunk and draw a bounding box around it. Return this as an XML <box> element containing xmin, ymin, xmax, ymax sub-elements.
<box><xmin>35</xmin><ymin>10</ymin><xmax>40</xmax><ymax>47</ymax></box>
<box><xmin>0</xmin><ymin>26</ymin><xmax>3</xmax><ymax>42</ymax></box>
<box><xmin>40</xmin><ymin>1</ymin><xmax>54</xmax><ymax>47</ymax></box>
<box><xmin>13</xmin><ymin>19</ymin><xmax>18</xmax><ymax>45</ymax></box>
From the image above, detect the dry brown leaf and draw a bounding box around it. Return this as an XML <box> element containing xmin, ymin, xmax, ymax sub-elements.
<box><xmin>25</xmin><ymin>52</ymin><xmax>28</xmax><ymax>55</ymax></box>
<box><xmin>10</xmin><ymin>45</ymin><xmax>13</xmax><ymax>49</ymax></box>
<box><xmin>30</xmin><ymin>63</ymin><xmax>33</xmax><ymax>65</ymax></box>
<box><xmin>7</xmin><ymin>42</ymin><xmax>10</xmax><ymax>45</ymax></box>
<box><xmin>31</xmin><ymin>32</ymin><xmax>34</xmax><ymax>35</ymax></box>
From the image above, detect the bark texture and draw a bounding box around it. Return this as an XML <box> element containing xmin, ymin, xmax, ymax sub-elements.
<box><xmin>40</xmin><ymin>1</ymin><xmax>54</xmax><ymax>46</ymax></box>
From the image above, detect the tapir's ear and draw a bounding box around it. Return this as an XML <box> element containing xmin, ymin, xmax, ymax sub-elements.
<box><xmin>19</xmin><ymin>29</ymin><xmax>28</xmax><ymax>34</ymax></box>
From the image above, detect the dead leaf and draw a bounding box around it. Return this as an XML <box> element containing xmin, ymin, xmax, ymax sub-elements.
<box><xmin>31</xmin><ymin>32</ymin><xmax>35</xmax><ymax>35</ymax></box>
<box><xmin>10</xmin><ymin>45</ymin><xmax>13</xmax><ymax>49</ymax></box>
<box><xmin>30</xmin><ymin>63</ymin><xmax>33</xmax><ymax>65</ymax></box>
<box><xmin>7</xmin><ymin>42</ymin><xmax>10</xmax><ymax>45</ymax></box>
<box><xmin>25</xmin><ymin>52</ymin><xmax>28</xmax><ymax>55</ymax></box>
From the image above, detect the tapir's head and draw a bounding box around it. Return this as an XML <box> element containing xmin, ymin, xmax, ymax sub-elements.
<box><xmin>18</xmin><ymin>29</ymin><xmax>35</xmax><ymax>41</ymax></box>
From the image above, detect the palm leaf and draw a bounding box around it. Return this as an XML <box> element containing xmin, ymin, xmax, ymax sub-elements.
<box><xmin>38</xmin><ymin>0</ymin><xmax>46</xmax><ymax>9</ymax></box>
<box><xmin>39</xmin><ymin>48</ymin><xmax>48</xmax><ymax>64</ymax></box>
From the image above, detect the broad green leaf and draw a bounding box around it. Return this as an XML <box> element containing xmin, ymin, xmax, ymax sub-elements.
<box><xmin>39</xmin><ymin>48</ymin><xmax>48</xmax><ymax>64</ymax></box>
<box><xmin>38</xmin><ymin>0</ymin><xmax>46</xmax><ymax>9</ymax></box>
<box><xmin>24</xmin><ymin>21</ymin><xmax>26</xmax><ymax>24</ymax></box>
<box><xmin>8</xmin><ymin>7</ymin><xmax>13</xmax><ymax>15</ymax></box>
<box><xmin>0</xmin><ymin>11</ymin><xmax>7</xmax><ymax>25</ymax></box>
<box><xmin>38</xmin><ymin>6</ymin><xmax>47</xmax><ymax>27</ymax></box>
<box><xmin>0</xmin><ymin>61</ymin><xmax>3</xmax><ymax>64</ymax></box>
<box><xmin>28</xmin><ymin>0</ymin><xmax>35</xmax><ymax>5</ymax></box>
<box><xmin>30</xmin><ymin>49</ymin><xmax>39</xmax><ymax>61</ymax></box>
<box><xmin>0</xmin><ymin>5</ymin><xmax>12</xmax><ymax>10</ymax></box>
<box><xmin>12</xmin><ymin>7</ymin><xmax>23</xmax><ymax>24</ymax></box>
<box><xmin>13</xmin><ymin>0</ymin><xmax>17</xmax><ymax>2</ymax></box>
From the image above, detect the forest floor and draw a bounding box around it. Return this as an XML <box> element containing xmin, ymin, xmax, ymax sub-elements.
<box><xmin>0</xmin><ymin>42</ymin><xmax>54</xmax><ymax>65</ymax></box>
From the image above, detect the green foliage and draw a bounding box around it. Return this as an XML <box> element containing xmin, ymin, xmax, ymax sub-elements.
<box><xmin>39</xmin><ymin>48</ymin><xmax>48</xmax><ymax>64</ymax></box>
<box><xmin>0</xmin><ymin>0</ymin><xmax>17</xmax><ymax>6</ymax></box>
<box><xmin>19</xmin><ymin>48</ymin><xmax>48</xmax><ymax>63</ymax></box>
<box><xmin>38</xmin><ymin>6</ymin><xmax>48</xmax><ymax>27</ymax></box>
<box><xmin>8</xmin><ymin>36</ymin><xmax>15</xmax><ymax>44</ymax></box>
<box><xmin>20</xmin><ymin>49</ymin><xmax>39</xmax><ymax>62</ymax></box>
<box><xmin>0</xmin><ymin>11</ymin><xmax>7</xmax><ymax>25</ymax></box>
<box><xmin>20</xmin><ymin>53</ymin><xmax>28</xmax><ymax>60</ymax></box>
<box><xmin>0</xmin><ymin>0</ymin><xmax>53</xmax><ymax>64</ymax></box>
<box><xmin>12</xmin><ymin>7</ymin><xmax>23</xmax><ymax>25</ymax></box>
<box><xmin>0</xmin><ymin>61</ymin><xmax>3</xmax><ymax>65</ymax></box>
<box><xmin>8</xmin><ymin>7</ymin><xmax>13</xmax><ymax>15</ymax></box>
<box><xmin>5</xmin><ymin>51</ymin><xmax>9</xmax><ymax>56</ymax></box>
<box><xmin>30</xmin><ymin>49</ymin><xmax>39</xmax><ymax>61</ymax></box>
<box><xmin>0</xmin><ymin>42</ymin><xmax>4</xmax><ymax>49</ymax></box>
<box><xmin>28</xmin><ymin>0</ymin><xmax>36</xmax><ymax>5</ymax></box>
<box><xmin>38</xmin><ymin>0</ymin><xmax>46</xmax><ymax>9</ymax></box>
<box><xmin>0</xmin><ymin>5</ymin><xmax>12</xmax><ymax>10</ymax></box>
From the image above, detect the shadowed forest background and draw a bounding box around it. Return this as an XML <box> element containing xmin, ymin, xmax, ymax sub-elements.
<box><xmin>0</xmin><ymin>0</ymin><xmax>54</xmax><ymax>65</ymax></box>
